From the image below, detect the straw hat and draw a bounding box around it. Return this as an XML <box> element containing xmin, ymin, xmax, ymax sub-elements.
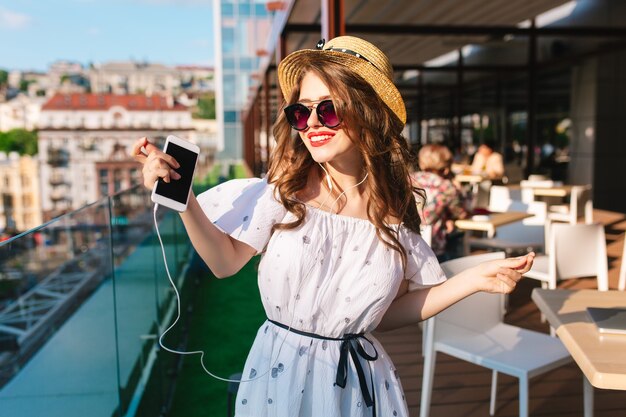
<box><xmin>277</xmin><ymin>36</ymin><xmax>406</xmax><ymax>124</ymax></box>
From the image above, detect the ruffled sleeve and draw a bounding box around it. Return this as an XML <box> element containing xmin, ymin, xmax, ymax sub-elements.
<box><xmin>401</xmin><ymin>228</ymin><xmax>447</xmax><ymax>291</ymax></box>
<box><xmin>196</xmin><ymin>178</ymin><xmax>287</xmax><ymax>254</ymax></box>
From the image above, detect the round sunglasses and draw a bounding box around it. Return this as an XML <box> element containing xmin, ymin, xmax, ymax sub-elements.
<box><xmin>283</xmin><ymin>99</ymin><xmax>341</xmax><ymax>131</ymax></box>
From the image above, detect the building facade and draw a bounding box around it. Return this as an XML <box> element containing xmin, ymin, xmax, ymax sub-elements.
<box><xmin>0</xmin><ymin>95</ymin><xmax>47</xmax><ymax>132</ymax></box>
<box><xmin>0</xmin><ymin>152</ymin><xmax>42</xmax><ymax>232</ymax></box>
<box><xmin>38</xmin><ymin>93</ymin><xmax>194</xmax><ymax>219</ymax></box>
<box><xmin>215</xmin><ymin>0</ymin><xmax>272</xmax><ymax>162</ymax></box>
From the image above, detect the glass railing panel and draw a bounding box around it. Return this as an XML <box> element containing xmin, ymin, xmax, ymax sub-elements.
<box><xmin>0</xmin><ymin>184</ymin><xmax>201</xmax><ymax>417</ymax></box>
<box><xmin>109</xmin><ymin>185</ymin><xmax>194</xmax><ymax>416</ymax></box>
<box><xmin>0</xmin><ymin>197</ymin><xmax>119</xmax><ymax>417</ymax></box>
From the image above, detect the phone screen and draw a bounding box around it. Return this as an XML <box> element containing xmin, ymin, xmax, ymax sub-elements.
<box><xmin>154</xmin><ymin>142</ymin><xmax>198</xmax><ymax>204</ymax></box>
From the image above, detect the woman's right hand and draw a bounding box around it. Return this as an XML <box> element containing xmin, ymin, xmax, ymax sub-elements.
<box><xmin>131</xmin><ymin>137</ymin><xmax>181</xmax><ymax>189</ymax></box>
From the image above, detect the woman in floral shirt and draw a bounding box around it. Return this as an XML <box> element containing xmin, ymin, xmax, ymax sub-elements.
<box><xmin>411</xmin><ymin>144</ymin><xmax>470</xmax><ymax>260</ymax></box>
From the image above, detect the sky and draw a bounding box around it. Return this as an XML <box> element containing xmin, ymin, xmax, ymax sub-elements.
<box><xmin>0</xmin><ymin>0</ymin><xmax>215</xmax><ymax>72</ymax></box>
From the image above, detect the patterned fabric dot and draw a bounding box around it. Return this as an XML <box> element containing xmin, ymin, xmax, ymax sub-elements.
<box><xmin>299</xmin><ymin>346</ymin><xmax>308</xmax><ymax>356</ymax></box>
<box><xmin>302</xmin><ymin>235</ymin><xmax>311</xmax><ymax>244</ymax></box>
<box><xmin>345</xmin><ymin>297</ymin><xmax>351</xmax><ymax>302</ymax></box>
<box><xmin>241</xmin><ymin>399</ymin><xmax>247</xmax><ymax>405</ymax></box>
<box><xmin>353</xmin><ymin>246</ymin><xmax>359</xmax><ymax>251</ymax></box>
<box><xmin>322</xmin><ymin>340</ymin><xmax>328</xmax><ymax>350</ymax></box>
<box><xmin>277</xmin><ymin>363</ymin><xmax>284</xmax><ymax>372</ymax></box>
<box><xmin>344</xmin><ymin>318</ymin><xmax>350</xmax><ymax>324</ymax></box>
<box><xmin>243</xmin><ymin>215</ymin><xmax>249</xmax><ymax>222</ymax></box>
<box><xmin>357</xmin><ymin>402</ymin><xmax>362</xmax><ymax>407</ymax></box>
<box><xmin>271</xmin><ymin>368</ymin><xmax>279</xmax><ymax>378</ymax></box>
<box><xmin>393</xmin><ymin>411</ymin><xmax>397</xmax><ymax>416</ymax></box>
<box><xmin>249</xmin><ymin>369</ymin><xmax>257</xmax><ymax>378</ymax></box>
<box><xmin>385</xmin><ymin>380</ymin><xmax>390</xmax><ymax>390</ymax></box>
<box><xmin>268</xmin><ymin>398</ymin><xmax>273</xmax><ymax>404</ymax></box>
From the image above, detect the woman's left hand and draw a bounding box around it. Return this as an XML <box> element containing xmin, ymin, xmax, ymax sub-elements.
<box><xmin>470</xmin><ymin>252</ymin><xmax>536</xmax><ymax>294</ymax></box>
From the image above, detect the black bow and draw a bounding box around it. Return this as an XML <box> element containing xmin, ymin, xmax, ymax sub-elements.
<box><xmin>335</xmin><ymin>334</ymin><xmax>378</xmax><ymax>412</ymax></box>
<box><xmin>316</xmin><ymin>39</ymin><xmax>326</xmax><ymax>50</ymax></box>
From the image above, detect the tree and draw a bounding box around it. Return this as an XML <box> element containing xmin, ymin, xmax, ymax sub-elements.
<box><xmin>0</xmin><ymin>129</ymin><xmax>38</xmax><ymax>155</ymax></box>
<box><xmin>194</xmin><ymin>95</ymin><xmax>216</xmax><ymax>119</ymax></box>
<box><xmin>19</xmin><ymin>79</ymin><xmax>34</xmax><ymax>92</ymax></box>
<box><xmin>0</xmin><ymin>70</ymin><xmax>8</xmax><ymax>87</ymax></box>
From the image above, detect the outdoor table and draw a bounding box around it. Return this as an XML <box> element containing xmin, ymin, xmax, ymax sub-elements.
<box><xmin>455</xmin><ymin>211</ymin><xmax>532</xmax><ymax>238</ymax></box>
<box><xmin>454</xmin><ymin>173</ymin><xmax>485</xmax><ymax>185</ymax></box>
<box><xmin>532</xmin><ymin>288</ymin><xmax>626</xmax><ymax>417</ymax></box>
<box><xmin>532</xmin><ymin>185</ymin><xmax>575</xmax><ymax>198</ymax></box>
<box><xmin>531</xmin><ymin>288</ymin><xmax>626</xmax><ymax>390</ymax></box>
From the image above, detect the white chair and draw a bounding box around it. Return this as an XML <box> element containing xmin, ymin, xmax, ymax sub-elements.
<box><xmin>548</xmin><ymin>185</ymin><xmax>593</xmax><ymax>225</ymax></box>
<box><xmin>524</xmin><ymin>222</ymin><xmax>608</xmax><ymax>291</ymax></box>
<box><xmin>471</xmin><ymin>200</ymin><xmax>547</xmax><ymax>256</ymax></box>
<box><xmin>617</xmin><ymin>233</ymin><xmax>626</xmax><ymax>291</ymax></box>
<box><xmin>520</xmin><ymin>179</ymin><xmax>558</xmax><ymax>203</ymax></box>
<box><xmin>419</xmin><ymin>252</ymin><xmax>573</xmax><ymax>417</ymax></box>
<box><xmin>488</xmin><ymin>185</ymin><xmax>522</xmax><ymax>212</ymax></box>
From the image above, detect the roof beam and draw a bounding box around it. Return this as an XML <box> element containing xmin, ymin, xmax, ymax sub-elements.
<box><xmin>284</xmin><ymin>23</ymin><xmax>626</xmax><ymax>38</ymax></box>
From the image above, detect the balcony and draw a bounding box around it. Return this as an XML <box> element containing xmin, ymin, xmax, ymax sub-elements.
<box><xmin>47</xmin><ymin>148</ymin><xmax>70</xmax><ymax>168</ymax></box>
<box><xmin>48</xmin><ymin>176</ymin><xmax>71</xmax><ymax>187</ymax></box>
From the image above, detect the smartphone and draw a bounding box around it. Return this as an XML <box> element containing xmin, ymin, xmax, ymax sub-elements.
<box><xmin>150</xmin><ymin>135</ymin><xmax>199</xmax><ymax>212</ymax></box>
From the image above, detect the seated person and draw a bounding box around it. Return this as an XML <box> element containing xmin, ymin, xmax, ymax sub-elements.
<box><xmin>471</xmin><ymin>140</ymin><xmax>505</xmax><ymax>180</ymax></box>
<box><xmin>411</xmin><ymin>144</ymin><xmax>470</xmax><ymax>261</ymax></box>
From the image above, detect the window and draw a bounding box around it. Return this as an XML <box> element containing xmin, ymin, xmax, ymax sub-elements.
<box><xmin>224</xmin><ymin>111</ymin><xmax>238</xmax><ymax>123</ymax></box>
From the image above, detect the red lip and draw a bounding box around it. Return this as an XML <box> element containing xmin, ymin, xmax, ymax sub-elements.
<box><xmin>307</xmin><ymin>131</ymin><xmax>335</xmax><ymax>147</ymax></box>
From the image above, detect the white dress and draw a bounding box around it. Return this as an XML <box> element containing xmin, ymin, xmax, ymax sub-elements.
<box><xmin>197</xmin><ymin>178</ymin><xmax>446</xmax><ymax>417</ymax></box>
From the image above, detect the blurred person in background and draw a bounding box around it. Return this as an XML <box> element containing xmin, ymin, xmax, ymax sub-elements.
<box><xmin>471</xmin><ymin>140</ymin><xmax>505</xmax><ymax>181</ymax></box>
<box><xmin>411</xmin><ymin>144</ymin><xmax>470</xmax><ymax>261</ymax></box>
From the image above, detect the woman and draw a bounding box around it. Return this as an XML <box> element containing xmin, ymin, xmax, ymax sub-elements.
<box><xmin>411</xmin><ymin>144</ymin><xmax>470</xmax><ymax>261</ymax></box>
<box><xmin>132</xmin><ymin>36</ymin><xmax>534</xmax><ymax>417</ymax></box>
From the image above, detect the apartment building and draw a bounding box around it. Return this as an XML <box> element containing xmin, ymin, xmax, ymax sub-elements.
<box><xmin>38</xmin><ymin>93</ymin><xmax>194</xmax><ymax>220</ymax></box>
<box><xmin>0</xmin><ymin>95</ymin><xmax>47</xmax><ymax>132</ymax></box>
<box><xmin>0</xmin><ymin>152</ymin><xmax>42</xmax><ymax>232</ymax></box>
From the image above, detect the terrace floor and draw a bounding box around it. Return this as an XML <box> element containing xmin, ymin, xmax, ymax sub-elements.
<box><xmin>374</xmin><ymin>209</ymin><xmax>626</xmax><ymax>416</ymax></box>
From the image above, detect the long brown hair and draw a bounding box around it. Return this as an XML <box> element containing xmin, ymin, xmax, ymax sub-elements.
<box><xmin>267</xmin><ymin>57</ymin><xmax>424</xmax><ymax>268</ymax></box>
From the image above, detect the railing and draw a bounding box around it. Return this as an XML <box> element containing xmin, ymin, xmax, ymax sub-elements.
<box><xmin>0</xmin><ymin>184</ymin><xmax>194</xmax><ymax>417</ymax></box>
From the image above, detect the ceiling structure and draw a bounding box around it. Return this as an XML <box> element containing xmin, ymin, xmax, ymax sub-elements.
<box><xmin>250</xmin><ymin>0</ymin><xmax>597</xmax><ymax>123</ymax></box>
<box><xmin>243</xmin><ymin>0</ymin><xmax>626</xmax><ymax>175</ymax></box>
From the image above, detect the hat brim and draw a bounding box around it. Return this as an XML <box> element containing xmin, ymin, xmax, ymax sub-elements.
<box><xmin>278</xmin><ymin>49</ymin><xmax>406</xmax><ymax>125</ymax></box>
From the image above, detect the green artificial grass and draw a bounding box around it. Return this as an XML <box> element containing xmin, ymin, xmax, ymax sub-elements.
<box><xmin>167</xmin><ymin>256</ymin><xmax>265</xmax><ymax>417</ymax></box>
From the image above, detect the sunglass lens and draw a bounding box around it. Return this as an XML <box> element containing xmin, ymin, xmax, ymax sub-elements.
<box><xmin>317</xmin><ymin>100</ymin><xmax>340</xmax><ymax>128</ymax></box>
<box><xmin>285</xmin><ymin>104</ymin><xmax>310</xmax><ymax>131</ymax></box>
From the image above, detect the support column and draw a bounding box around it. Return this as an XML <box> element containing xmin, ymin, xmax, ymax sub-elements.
<box><xmin>263</xmin><ymin>69</ymin><xmax>272</xmax><ymax>173</ymax></box>
<box><xmin>526</xmin><ymin>20</ymin><xmax>537</xmax><ymax>178</ymax></box>
<box><xmin>418</xmin><ymin>72</ymin><xmax>424</xmax><ymax>146</ymax></box>
<box><xmin>456</xmin><ymin>49</ymin><xmax>464</xmax><ymax>149</ymax></box>
<box><xmin>321</xmin><ymin>0</ymin><xmax>345</xmax><ymax>41</ymax></box>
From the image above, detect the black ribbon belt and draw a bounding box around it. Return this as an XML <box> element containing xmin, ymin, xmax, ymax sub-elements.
<box><xmin>268</xmin><ymin>319</ymin><xmax>379</xmax><ymax>416</ymax></box>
